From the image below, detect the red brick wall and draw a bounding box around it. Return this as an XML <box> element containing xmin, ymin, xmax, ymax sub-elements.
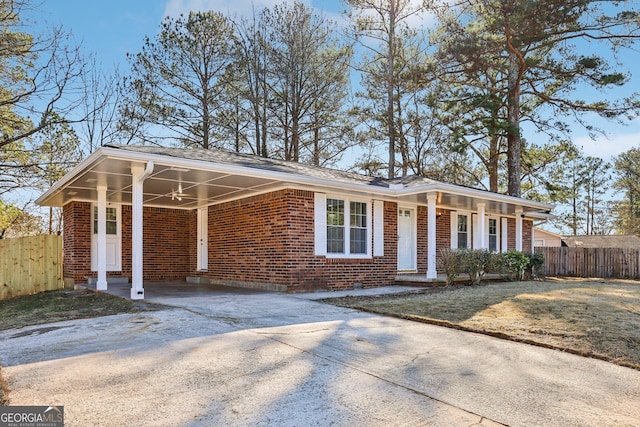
<box><xmin>507</xmin><ymin>218</ymin><xmax>516</xmax><ymax>250</ymax></box>
<box><xmin>122</xmin><ymin>206</ymin><xmax>196</xmax><ymax>281</ymax></box>
<box><xmin>62</xmin><ymin>202</ymin><xmax>92</xmax><ymax>282</ymax></box>
<box><xmin>417</xmin><ymin>206</ymin><xmax>427</xmax><ymax>272</ymax></box>
<box><xmin>523</xmin><ymin>220</ymin><xmax>533</xmax><ymax>252</ymax></box>
<box><xmin>434</xmin><ymin>209</ymin><xmax>452</xmax><ymax>272</ymax></box>
<box><xmin>206</xmin><ymin>190</ymin><xmax>398</xmax><ymax>291</ymax></box>
<box><xmin>62</xmin><ymin>193</ymin><xmax>537</xmax><ymax>290</ymax></box>
<box><xmin>62</xmin><ymin>203</ymin><xmax>196</xmax><ymax>283</ymax></box>
<box><xmin>506</xmin><ymin>218</ymin><xmax>533</xmax><ymax>252</ymax></box>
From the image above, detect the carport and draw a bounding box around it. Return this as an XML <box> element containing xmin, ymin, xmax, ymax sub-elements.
<box><xmin>36</xmin><ymin>145</ymin><xmax>302</xmax><ymax>299</ymax></box>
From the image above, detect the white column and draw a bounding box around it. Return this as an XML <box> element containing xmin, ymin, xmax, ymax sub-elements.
<box><xmin>515</xmin><ymin>207</ymin><xmax>523</xmax><ymax>251</ymax></box>
<box><xmin>96</xmin><ymin>185</ymin><xmax>108</xmax><ymax>291</ymax></box>
<box><xmin>476</xmin><ymin>203</ymin><xmax>486</xmax><ymax>249</ymax></box>
<box><xmin>130</xmin><ymin>162</ymin><xmax>153</xmax><ymax>299</ymax></box>
<box><xmin>426</xmin><ymin>193</ymin><xmax>438</xmax><ymax>280</ymax></box>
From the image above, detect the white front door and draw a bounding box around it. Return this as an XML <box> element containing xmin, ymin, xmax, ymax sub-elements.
<box><xmin>91</xmin><ymin>205</ymin><xmax>122</xmax><ymax>271</ymax></box>
<box><xmin>397</xmin><ymin>207</ymin><xmax>416</xmax><ymax>271</ymax></box>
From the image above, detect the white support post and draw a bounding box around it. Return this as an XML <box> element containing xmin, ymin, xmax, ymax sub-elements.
<box><xmin>96</xmin><ymin>185</ymin><xmax>108</xmax><ymax>291</ymax></box>
<box><xmin>515</xmin><ymin>207</ymin><xmax>523</xmax><ymax>251</ymax></box>
<box><xmin>426</xmin><ymin>193</ymin><xmax>438</xmax><ymax>280</ymax></box>
<box><xmin>501</xmin><ymin>218</ymin><xmax>508</xmax><ymax>252</ymax></box>
<box><xmin>130</xmin><ymin>161</ymin><xmax>154</xmax><ymax>300</ymax></box>
<box><xmin>476</xmin><ymin>203</ymin><xmax>486</xmax><ymax>249</ymax></box>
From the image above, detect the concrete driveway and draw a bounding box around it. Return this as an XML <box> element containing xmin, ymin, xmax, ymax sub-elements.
<box><xmin>2</xmin><ymin>285</ymin><xmax>640</xmax><ymax>426</ymax></box>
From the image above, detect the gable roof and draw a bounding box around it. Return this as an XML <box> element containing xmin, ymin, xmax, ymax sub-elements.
<box><xmin>37</xmin><ymin>144</ymin><xmax>553</xmax><ymax>217</ymax></box>
<box><xmin>562</xmin><ymin>235</ymin><xmax>640</xmax><ymax>249</ymax></box>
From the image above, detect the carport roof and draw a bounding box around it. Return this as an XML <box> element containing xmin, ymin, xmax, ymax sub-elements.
<box><xmin>36</xmin><ymin>144</ymin><xmax>553</xmax><ymax>217</ymax></box>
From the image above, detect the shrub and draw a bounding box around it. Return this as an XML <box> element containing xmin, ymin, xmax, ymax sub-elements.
<box><xmin>439</xmin><ymin>248</ymin><xmax>462</xmax><ymax>286</ymax></box>
<box><xmin>461</xmin><ymin>249</ymin><xmax>499</xmax><ymax>285</ymax></box>
<box><xmin>500</xmin><ymin>250</ymin><xmax>529</xmax><ymax>281</ymax></box>
<box><xmin>525</xmin><ymin>251</ymin><xmax>545</xmax><ymax>280</ymax></box>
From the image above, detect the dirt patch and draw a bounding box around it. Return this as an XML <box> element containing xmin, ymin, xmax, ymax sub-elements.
<box><xmin>321</xmin><ymin>278</ymin><xmax>640</xmax><ymax>370</ymax></box>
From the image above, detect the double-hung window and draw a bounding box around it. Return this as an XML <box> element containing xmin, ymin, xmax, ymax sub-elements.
<box><xmin>488</xmin><ymin>218</ymin><xmax>498</xmax><ymax>252</ymax></box>
<box><xmin>326</xmin><ymin>199</ymin><xmax>345</xmax><ymax>253</ymax></box>
<box><xmin>457</xmin><ymin>214</ymin><xmax>468</xmax><ymax>249</ymax></box>
<box><xmin>349</xmin><ymin>201</ymin><xmax>367</xmax><ymax>254</ymax></box>
<box><xmin>323</xmin><ymin>197</ymin><xmax>369</xmax><ymax>257</ymax></box>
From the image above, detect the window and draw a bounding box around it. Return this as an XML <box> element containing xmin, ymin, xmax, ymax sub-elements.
<box><xmin>457</xmin><ymin>214</ymin><xmax>468</xmax><ymax>249</ymax></box>
<box><xmin>488</xmin><ymin>218</ymin><xmax>498</xmax><ymax>252</ymax></box>
<box><xmin>324</xmin><ymin>197</ymin><xmax>369</xmax><ymax>256</ymax></box>
<box><xmin>93</xmin><ymin>207</ymin><xmax>118</xmax><ymax>235</ymax></box>
<box><xmin>326</xmin><ymin>199</ymin><xmax>345</xmax><ymax>253</ymax></box>
<box><xmin>350</xmin><ymin>201</ymin><xmax>367</xmax><ymax>254</ymax></box>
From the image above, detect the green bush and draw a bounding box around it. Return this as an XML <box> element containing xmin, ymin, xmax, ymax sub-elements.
<box><xmin>439</xmin><ymin>248</ymin><xmax>462</xmax><ymax>286</ymax></box>
<box><xmin>500</xmin><ymin>250</ymin><xmax>529</xmax><ymax>281</ymax></box>
<box><xmin>525</xmin><ymin>251</ymin><xmax>545</xmax><ymax>280</ymax></box>
<box><xmin>461</xmin><ymin>249</ymin><xmax>499</xmax><ymax>285</ymax></box>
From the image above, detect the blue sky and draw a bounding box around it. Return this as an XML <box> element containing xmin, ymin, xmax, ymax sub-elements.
<box><xmin>29</xmin><ymin>0</ymin><xmax>640</xmax><ymax>163</ymax></box>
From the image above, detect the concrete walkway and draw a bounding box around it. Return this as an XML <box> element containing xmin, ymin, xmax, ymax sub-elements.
<box><xmin>1</xmin><ymin>285</ymin><xmax>640</xmax><ymax>426</ymax></box>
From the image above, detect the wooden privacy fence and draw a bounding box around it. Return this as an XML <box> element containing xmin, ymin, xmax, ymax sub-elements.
<box><xmin>0</xmin><ymin>235</ymin><xmax>64</xmax><ymax>300</ymax></box>
<box><xmin>537</xmin><ymin>247</ymin><xmax>640</xmax><ymax>279</ymax></box>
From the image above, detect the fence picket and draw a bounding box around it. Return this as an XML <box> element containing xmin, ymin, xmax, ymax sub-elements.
<box><xmin>0</xmin><ymin>235</ymin><xmax>64</xmax><ymax>300</ymax></box>
<box><xmin>537</xmin><ymin>247</ymin><xmax>640</xmax><ymax>279</ymax></box>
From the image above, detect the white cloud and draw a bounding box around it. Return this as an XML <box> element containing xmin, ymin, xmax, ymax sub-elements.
<box><xmin>573</xmin><ymin>118</ymin><xmax>640</xmax><ymax>161</ymax></box>
<box><xmin>574</xmin><ymin>130</ymin><xmax>640</xmax><ymax>161</ymax></box>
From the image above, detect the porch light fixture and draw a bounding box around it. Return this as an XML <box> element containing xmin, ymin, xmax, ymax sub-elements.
<box><xmin>169</xmin><ymin>167</ymin><xmax>191</xmax><ymax>173</ymax></box>
<box><xmin>436</xmin><ymin>208</ymin><xmax>443</xmax><ymax>217</ymax></box>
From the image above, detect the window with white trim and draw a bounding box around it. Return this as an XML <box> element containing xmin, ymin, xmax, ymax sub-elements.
<box><xmin>488</xmin><ymin>218</ymin><xmax>498</xmax><ymax>252</ymax></box>
<box><xmin>323</xmin><ymin>197</ymin><xmax>370</xmax><ymax>257</ymax></box>
<box><xmin>326</xmin><ymin>199</ymin><xmax>345</xmax><ymax>253</ymax></box>
<box><xmin>350</xmin><ymin>201</ymin><xmax>367</xmax><ymax>254</ymax></box>
<box><xmin>457</xmin><ymin>214</ymin><xmax>468</xmax><ymax>249</ymax></box>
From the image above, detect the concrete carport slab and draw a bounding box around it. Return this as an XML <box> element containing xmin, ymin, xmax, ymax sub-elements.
<box><xmin>1</xmin><ymin>286</ymin><xmax>639</xmax><ymax>426</ymax></box>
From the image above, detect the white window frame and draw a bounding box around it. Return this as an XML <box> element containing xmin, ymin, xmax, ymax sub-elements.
<box><xmin>451</xmin><ymin>211</ymin><xmax>471</xmax><ymax>249</ymax></box>
<box><xmin>487</xmin><ymin>216</ymin><xmax>499</xmax><ymax>252</ymax></box>
<box><xmin>314</xmin><ymin>193</ymin><xmax>372</xmax><ymax>259</ymax></box>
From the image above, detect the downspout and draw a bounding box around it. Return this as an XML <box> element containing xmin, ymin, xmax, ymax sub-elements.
<box><xmin>140</xmin><ymin>161</ymin><xmax>154</xmax><ymax>183</ymax></box>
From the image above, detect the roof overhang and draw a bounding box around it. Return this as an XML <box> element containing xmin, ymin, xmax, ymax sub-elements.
<box><xmin>36</xmin><ymin>146</ymin><xmax>554</xmax><ymax>218</ymax></box>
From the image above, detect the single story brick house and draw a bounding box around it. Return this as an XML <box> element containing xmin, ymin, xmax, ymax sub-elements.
<box><xmin>37</xmin><ymin>145</ymin><xmax>553</xmax><ymax>299</ymax></box>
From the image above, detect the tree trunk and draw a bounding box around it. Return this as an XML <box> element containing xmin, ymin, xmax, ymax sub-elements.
<box><xmin>506</xmin><ymin>49</ymin><xmax>522</xmax><ymax>197</ymax></box>
<box><xmin>386</xmin><ymin>0</ymin><xmax>396</xmax><ymax>179</ymax></box>
<box><xmin>488</xmin><ymin>134</ymin><xmax>500</xmax><ymax>193</ymax></box>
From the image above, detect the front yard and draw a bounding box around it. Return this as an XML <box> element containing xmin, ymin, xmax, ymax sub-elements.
<box><xmin>322</xmin><ymin>278</ymin><xmax>640</xmax><ymax>370</ymax></box>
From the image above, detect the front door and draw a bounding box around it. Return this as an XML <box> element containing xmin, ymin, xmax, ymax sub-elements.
<box><xmin>91</xmin><ymin>204</ymin><xmax>122</xmax><ymax>271</ymax></box>
<box><xmin>397</xmin><ymin>207</ymin><xmax>416</xmax><ymax>271</ymax></box>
